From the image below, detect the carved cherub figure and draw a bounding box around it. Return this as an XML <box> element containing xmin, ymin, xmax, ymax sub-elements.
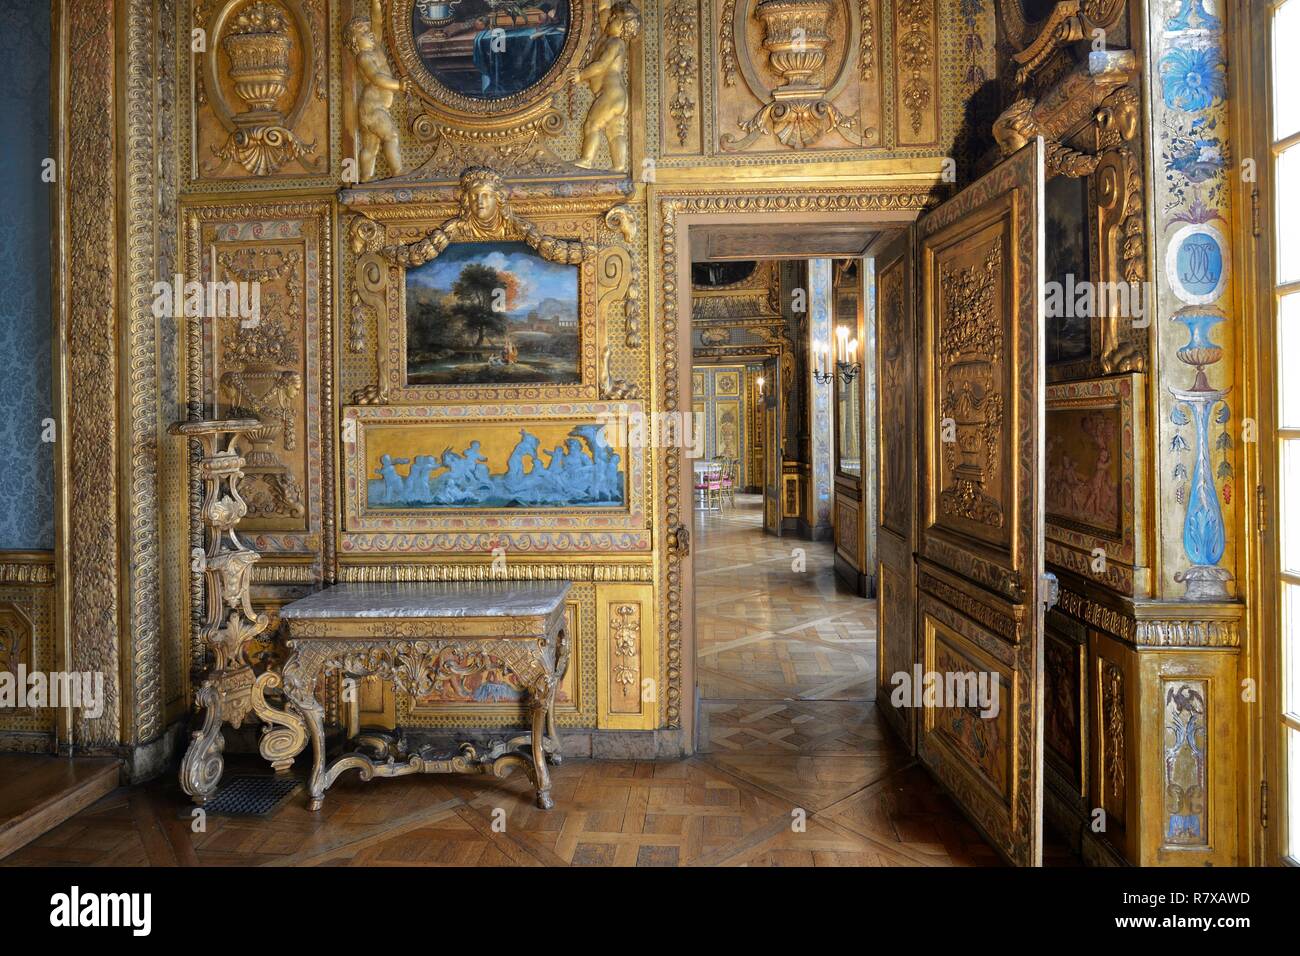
<box><xmin>348</xmin><ymin>0</ymin><xmax>407</xmax><ymax>181</ymax></box>
<box><xmin>569</xmin><ymin>1</ymin><xmax>640</xmax><ymax>170</ymax></box>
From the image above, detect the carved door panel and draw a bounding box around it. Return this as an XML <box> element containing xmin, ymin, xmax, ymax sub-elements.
<box><xmin>914</xmin><ymin>139</ymin><xmax>1047</xmax><ymax>866</ymax></box>
<box><xmin>874</xmin><ymin>228</ymin><xmax>918</xmax><ymax>752</ymax></box>
<box><xmin>762</xmin><ymin>356</ymin><xmax>783</xmax><ymax>536</ymax></box>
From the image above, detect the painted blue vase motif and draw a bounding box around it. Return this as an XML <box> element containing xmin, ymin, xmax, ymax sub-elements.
<box><xmin>1169</xmin><ymin>309</ymin><xmax>1231</xmax><ymax>598</ymax></box>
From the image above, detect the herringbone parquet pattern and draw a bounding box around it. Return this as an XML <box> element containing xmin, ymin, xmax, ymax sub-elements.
<box><xmin>4</xmin><ymin>496</ymin><xmax>1074</xmax><ymax>867</ymax></box>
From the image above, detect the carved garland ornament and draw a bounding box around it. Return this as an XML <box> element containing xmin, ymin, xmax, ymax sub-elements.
<box><xmin>897</xmin><ymin>0</ymin><xmax>933</xmax><ymax>135</ymax></box>
<box><xmin>665</xmin><ymin>0</ymin><xmax>699</xmax><ymax>145</ymax></box>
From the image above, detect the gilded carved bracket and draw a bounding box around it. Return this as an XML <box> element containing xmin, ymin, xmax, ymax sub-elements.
<box><xmin>992</xmin><ymin>41</ymin><xmax>1146</xmax><ymax>375</ymax></box>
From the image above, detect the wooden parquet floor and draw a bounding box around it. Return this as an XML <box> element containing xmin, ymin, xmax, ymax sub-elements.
<box><xmin>4</xmin><ymin>496</ymin><xmax>1075</xmax><ymax>867</ymax></box>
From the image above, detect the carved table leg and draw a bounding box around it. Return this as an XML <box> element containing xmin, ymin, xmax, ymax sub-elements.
<box><xmin>545</xmin><ymin>627</ymin><xmax>570</xmax><ymax>766</ymax></box>
<box><xmin>299</xmin><ymin>696</ymin><xmax>328</xmax><ymax>811</ymax></box>
<box><xmin>251</xmin><ymin>671</ymin><xmax>309</xmax><ymax>773</ymax></box>
<box><xmin>529</xmin><ymin>691</ymin><xmax>553</xmax><ymax>810</ymax></box>
<box><xmin>180</xmin><ymin>682</ymin><xmax>225</xmax><ymax>806</ymax></box>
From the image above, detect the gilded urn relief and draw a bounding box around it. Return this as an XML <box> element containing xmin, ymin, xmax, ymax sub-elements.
<box><xmin>936</xmin><ymin>236</ymin><xmax>1006</xmax><ymax>535</ymax></box>
<box><xmin>716</xmin><ymin>0</ymin><xmax>883</xmax><ymax>152</ymax></box>
<box><xmin>192</xmin><ymin>0</ymin><xmax>330</xmax><ymax>180</ymax></box>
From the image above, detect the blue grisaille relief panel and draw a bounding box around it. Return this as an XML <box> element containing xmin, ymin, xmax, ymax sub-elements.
<box><xmin>0</xmin><ymin>0</ymin><xmax>53</xmax><ymax>550</ymax></box>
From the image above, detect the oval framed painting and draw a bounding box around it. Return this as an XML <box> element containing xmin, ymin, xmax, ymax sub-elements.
<box><xmin>391</xmin><ymin>0</ymin><xmax>589</xmax><ymax>117</ymax></box>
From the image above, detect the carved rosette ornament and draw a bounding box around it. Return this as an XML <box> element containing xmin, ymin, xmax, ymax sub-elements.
<box><xmin>170</xmin><ymin>418</ymin><xmax>271</xmax><ymax>804</ymax></box>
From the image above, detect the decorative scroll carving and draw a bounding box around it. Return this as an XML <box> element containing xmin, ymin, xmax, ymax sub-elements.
<box><xmin>610</xmin><ymin>603</ymin><xmax>640</xmax><ymax>691</ymax></box>
<box><xmin>348</xmin><ymin>0</ymin><xmax>406</xmax><ymax>181</ymax></box>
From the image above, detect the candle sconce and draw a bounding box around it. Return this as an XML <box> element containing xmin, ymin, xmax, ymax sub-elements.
<box><xmin>813</xmin><ymin>328</ymin><xmax>860</xmax><ymax>385</ymax></box>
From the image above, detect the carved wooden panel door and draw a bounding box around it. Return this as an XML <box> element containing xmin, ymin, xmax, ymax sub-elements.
<box><xmin>913</xmin><ymin>139</ymin><xmax>1047</xmax><ymax>866</ymax></box>
<box><xmin>762</xmin><ymin>356</ymin><xmax>783</xmax><ymax>536</ymax></box>
<box><xmin>874</xmin><ymin>228</ymin><xmax>918</xmax><ymax>753</ymax></box>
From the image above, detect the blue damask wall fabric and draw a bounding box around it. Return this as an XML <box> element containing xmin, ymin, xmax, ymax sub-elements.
<box><xmin>0</xmin><ymin>1</ymin><xmax>54</xmax><ymax>549</ymax></box>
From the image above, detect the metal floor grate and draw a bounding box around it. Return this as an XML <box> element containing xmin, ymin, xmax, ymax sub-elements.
<box><xmin>202</xmin><ymin>774</ymin><xmax>301</xmax><ymax>817</ymax></box>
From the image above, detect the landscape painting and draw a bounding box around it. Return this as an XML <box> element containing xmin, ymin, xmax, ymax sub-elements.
<box><xmin>405</xmin><ymin>241</ymin><xmax>580</xmax><ymax>387</ymax></box>
<box><xmin>411</xmin><ymin>0</ymin><xmax>570</xmax><ymax>99</ymax></box>
<box><xmin>364</xmin><ymin>420</ymin><xmax>624</xmax><ymax>510</ymax></box>
<box><xmin>1043</xmin><ymin>174</ymin><xmax>1093</xmax><ymax>366</ymax></box>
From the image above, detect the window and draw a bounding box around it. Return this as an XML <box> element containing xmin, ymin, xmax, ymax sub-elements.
<box><xmin>1268</xmin><ymin>0</ymin><xmax>1300</xmax><ymax>864</ymax></box>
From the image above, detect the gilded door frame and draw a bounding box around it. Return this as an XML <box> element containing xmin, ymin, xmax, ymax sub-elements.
<box><xmin>652</xmin><ymin>183</ymin><xmax>934</xmax><ymax>749</ymax></box>
<box><xmin>1233</xmin><ymin>0</ymin><xmax>1284</xmax><ymax>866</ymax></box>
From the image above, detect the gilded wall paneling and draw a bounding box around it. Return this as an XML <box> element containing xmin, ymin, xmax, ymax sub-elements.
<box><xmin>1136</xmin><ymin>645</ymin><xmax>1238</xmax><ymax>865</ymax></box>
<box><xmin>0</xmin><ymin>585</ymin><xmax>54</xmax><ymax>735</ymax></box>
<box><xmin>184</xmin><ymin>200</ymin><xmax>336</xmax><ymax>644</ymax></box>
<box><xmin>596</xmin><ymin>582</ymin><xmax>657</xmax><ymax>729</ymax></box>
<box><xmin>663</xmin><ymin>0</ymin><xmax>704</xmax><ymax>154</ymax></box>
<box><xmin>893</xmin><ymin>0</ymin><xmax>939</xmax><ymax>146</ymax></box>
<box><xmin>1043</xmin><ymin>607</ymin><xmax>1088</xmax><ymax>802</ymax></box>
<box><xmin>1088</xmin><ymin>629</ymin><xmax>1136</xmax><ymax>861</ymax></box>
<box><xmin>63</xmin><ymin>0</ymin><xmax>122</xmax><ymax>750</ymax></box>
<box><xmin>190</xmin><ymin>0</ymin><xmax>333</xmax><ymax>182</ymax></box>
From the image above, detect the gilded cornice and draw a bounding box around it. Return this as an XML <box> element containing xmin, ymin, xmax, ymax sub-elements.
<box><xmin>0</xmin><ymin>552</ymin><xmax>55</xmax><ymax>588</ymax></box>
<box><xmin>1054</xmin><ymin>579</ymin><xmax>1242</xmax><ymax>649</ymax></box>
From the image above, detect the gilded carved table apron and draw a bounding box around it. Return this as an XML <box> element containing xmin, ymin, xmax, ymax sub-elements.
<box><xmin>259</xmin><ymin>582</ymin><xmax>572</xmax><ymax>811</ymax></box>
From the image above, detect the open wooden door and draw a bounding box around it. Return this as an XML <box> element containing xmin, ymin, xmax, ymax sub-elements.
<box><xmin>913</xmin><ymin>139</ymin><xmax>1047</xmax><ymax>866</ymax></box>
<box><xmin>873</xmin><ymin>228</ymin><xmax>918</xmax><ymax>753</ymax></box>
<box><xmin>762</xmin><ymin>355</ymin><xmax>783</xmax><ymax>536</ymax></box>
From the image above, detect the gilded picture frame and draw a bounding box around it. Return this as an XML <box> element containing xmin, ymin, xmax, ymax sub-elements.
<box><xmin>339</xmin><ymin>401</ymin><xmax>649</xmax><ymax>555</ymax></box>
<box><xmin>1044</xmin><ymin>372</ymin><xmax>1147</xmax><ymax>595</ymax></box>
<box><xmin>389</xmin><ymin>0</ymin><xmax>591</xmax><ymax>119</ymax></box>
<box><xmin>360</xmin><ymin>209</ymin><xmax>602</xmax><ymax>404</ymax></box>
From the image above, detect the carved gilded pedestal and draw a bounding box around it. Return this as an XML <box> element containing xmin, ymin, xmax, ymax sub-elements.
<box><xmin>171</xmin><ymin>418</ymin><xmax>270</xmax><ymax>805</ymax></box>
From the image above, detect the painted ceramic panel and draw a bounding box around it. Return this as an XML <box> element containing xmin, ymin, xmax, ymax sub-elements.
<box><xmin>1045</xmin><ymin>406</ymin><xmax>1121</xmax><ymax>538</ymax></box>
<box><xmin>340</xmin><ymin>402</ymin><xmax>648</xmax><ymax>552</ymax></box>
<box><xmin>364</xmin><ymin>420</ymin><xmax>624</xmax><ymax>509</ymax></box>
<box><xmin>1163</xmin><ymin>679</ymin><xmax>1208</xmax><ymax>845</ymax></box>
<box><xmin>405</xmin><ymin>241</ymin><xmax>579</xmax><ymax>386</ymax></box>
<box><xmin>411</xmin><ymin>0</ymin><xmax>570</xmax><ymax>99</ymax></box>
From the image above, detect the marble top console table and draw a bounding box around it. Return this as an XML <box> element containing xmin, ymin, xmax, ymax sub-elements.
<box><xmin>257</xmin><ymin>581</ymin><xmax>572</xmax><ymax>812</ymax></box>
